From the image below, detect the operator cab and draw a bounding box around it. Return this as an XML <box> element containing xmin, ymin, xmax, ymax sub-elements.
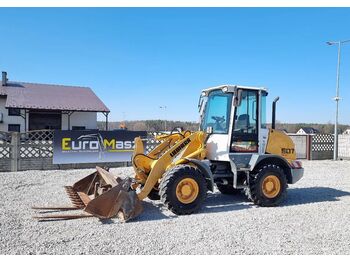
<box><xmin>199</xmin><ymin>85</ymin><xmax>268</xmax><ymax>161</ymax></box>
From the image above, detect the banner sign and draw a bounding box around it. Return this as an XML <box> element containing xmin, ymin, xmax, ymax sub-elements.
<box><xmin>53</xmin><ymin>130</ymin><xmax>147</xmax><ymax>164</ymax></box>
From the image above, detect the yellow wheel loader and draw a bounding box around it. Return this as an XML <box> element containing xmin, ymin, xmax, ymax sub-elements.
<box><xmin>33</xmin><ymin>85</ymin><xmax>303</xmax><ymax>222</ymax></box>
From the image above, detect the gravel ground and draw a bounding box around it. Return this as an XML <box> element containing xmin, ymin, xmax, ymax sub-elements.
<box><xmin>0</xmin><ymin>160</ymin><xmax>350</xmax><ymax>255</ymax></box>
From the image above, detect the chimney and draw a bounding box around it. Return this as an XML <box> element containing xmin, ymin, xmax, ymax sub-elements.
<box><xmin>2</xmin><ymin>71</ymin><xmax>8</xmax><ymax>86</ymax></box>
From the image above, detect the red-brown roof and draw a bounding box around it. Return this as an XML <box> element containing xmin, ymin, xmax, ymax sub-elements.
<box><xmin>0</xmin><ymin>81</ymin><xmax>110</xmax><ymax>112</ymax></box>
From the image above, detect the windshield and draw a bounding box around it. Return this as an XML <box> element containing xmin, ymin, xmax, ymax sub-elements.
<box><xmin>200</xmin><ymin>90</ymin><xmax>233</xmax><ymax>134</ymax></box>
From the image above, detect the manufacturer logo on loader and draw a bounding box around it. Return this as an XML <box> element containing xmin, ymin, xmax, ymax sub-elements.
<box><xmin>170</xmin><ymin>138</ymin><xmax>191</xmax><ymax>157</ymax></box>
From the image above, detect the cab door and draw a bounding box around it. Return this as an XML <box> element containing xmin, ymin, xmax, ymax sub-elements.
<box><xmin>201</xmin><ymin>89</ymin><xmax>233</xmax><ymax>161</ymax></box>
<box><xmin>231</xmin><ymin>89</ymin><xmax>259</xmax><ymax>153</ymax></box>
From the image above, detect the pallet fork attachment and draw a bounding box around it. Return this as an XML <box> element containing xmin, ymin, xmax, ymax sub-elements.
<box><xmin>32</xmin><ymin>166</ymin><xmax>143</xmax><ymax>222</ymax></box>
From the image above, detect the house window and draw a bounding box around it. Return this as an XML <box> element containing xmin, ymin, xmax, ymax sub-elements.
<box><xmin>8</xmin><ymin>124</ymin><xmax>21</xmax><ymax>132</ymax></box>
<box><xmin>8</xmin><ymin>108</ymin><xmax>21</xmax><ymax>116</ymax></box>
<box><xmin>72</xmin><ymin>126</ymin><xmax>86</xmax><ymax>130</ymax></box>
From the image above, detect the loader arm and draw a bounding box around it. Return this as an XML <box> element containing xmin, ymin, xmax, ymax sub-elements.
<box><xmin>137</xmin><ymin>131</ymin><xmax>207</xmax><ymax>200</ymax></box>
<box><xmin>132</xmin><ymin>131</ymin><xmax>193</xmax><ymax>185</ymax></box>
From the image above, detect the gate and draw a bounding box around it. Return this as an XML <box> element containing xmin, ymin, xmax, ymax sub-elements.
<box><xmin>338</xmin><ymin>134</ymin><xmax>350</xmax><ymax>159</ymax></box>
<box><xmin>288</xmin><ymin>134</ymin><xmax>309</xmax><ymax>159</ymax></box>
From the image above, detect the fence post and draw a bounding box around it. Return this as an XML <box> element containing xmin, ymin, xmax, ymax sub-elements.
<box><xmin>306</xmin><ymin>135</ymin><xmax>311</xmax><ymax>160</ymax></box>
<box><xmin>10</xmin><ymin>132</ymin><xmax>20</xmax><ymax>172</ymax></box>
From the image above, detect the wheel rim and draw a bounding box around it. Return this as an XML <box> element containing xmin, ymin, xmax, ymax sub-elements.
<box><xmin>262</xmin><ymin>175</ymin><xmax>281</xmax><ymax>198</ymax></box>
<box><xmin>175</xmin><ymin>178</ymin><xmax>199</xmax><ymax>204</ymax></box>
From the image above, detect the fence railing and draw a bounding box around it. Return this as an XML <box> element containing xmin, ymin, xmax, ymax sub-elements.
<box><xmin>1</xmin><ymin>130</ymin><xmax>349</xmax><ymax>172</ymax></box>
<box><xmin>0</xmin><ymin>132</ymin><xmax>13</xmax><ymax>172</ymax></box>
<box><xmin>0</xmin><ymin>131</ymin><xmax>12</xmax><ymax>159</ymax></box>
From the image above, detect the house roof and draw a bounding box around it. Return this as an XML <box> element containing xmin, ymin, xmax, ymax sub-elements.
<box><xmin>299</xmin><ymin>127</ymin><xmax>320</xmax><ymax>134</ymax></box>
<box><xmin>0</xmin><ymin>81</ymin><xmax>110</xmax><ymax>112</ymax></box>
<box><xmin>0</xmin><ymin>86</ymin><xmax>6</xmax><ymax>96</ymax></box>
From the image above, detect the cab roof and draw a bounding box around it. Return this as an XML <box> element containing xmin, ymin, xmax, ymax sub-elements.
<box><xmin>202</xmin><ymin>85</ymin><xmax>268</xmax><ymax>94</ymax></box>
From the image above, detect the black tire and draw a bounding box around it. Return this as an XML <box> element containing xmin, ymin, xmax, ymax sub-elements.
<box><xmin>147</xmin><ymin>188</ymin><xmax>160</xmax><ymax>200</ymax></box>
<box><xmin>159</xmin><ymin>165</ymin><xmax>207</xmax><ymax>215</ymax></box>
<box><xmin>245</xmin><ymin>164</ymin><xmax>287</xmax><ymax>207</ymax></box>
<box><xmin>216</xmin><ymin>183</ymin><xmax>241</xmax><ymax>195</ymax></box>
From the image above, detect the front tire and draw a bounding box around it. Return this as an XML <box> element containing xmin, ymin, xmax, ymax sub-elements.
<box><xmin>159</xmin><ymin>165</ymin><xmax>207</xmax><ymax>215</ymax></box>
<box><xmin>147</xmin><ymin>188</ymin><xmax>160</xmax><ymax>200</ymax></box>
<box><xmin>245</xmin><ymin>164</ymin><xmax>287</xmax><ymax>207</ymax></box>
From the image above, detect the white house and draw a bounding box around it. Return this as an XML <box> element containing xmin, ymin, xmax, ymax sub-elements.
<box><xmin>342</xmin><ymin>129</ymin><xmax>350</xmax><ymax>135</ymax></box>
<box><xmin>0</xmin><ymin>72</ymin><xmax>110</xmax><ymax>132</ymax></box>
<box><xmin>296</xmin><ymin>127</ymin><xmax>320</xmax><ymax>135</ymax></box>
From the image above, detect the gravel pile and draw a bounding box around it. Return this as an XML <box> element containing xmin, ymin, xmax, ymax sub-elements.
<box><xmin>0</xmin><ymin>160</ymin><xmax>350</xmax><ymax>255</ymax></box>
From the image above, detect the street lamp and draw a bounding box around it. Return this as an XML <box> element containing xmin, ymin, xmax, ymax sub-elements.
<box><xmin>327</xmin><ymin>39</ymin><xmax>350</xmax><ymax>160</ymax></box>
<box><xmin>159</xmin><ymin>106</ymin><xmax>167</xmax><ymax>131</ymax></box>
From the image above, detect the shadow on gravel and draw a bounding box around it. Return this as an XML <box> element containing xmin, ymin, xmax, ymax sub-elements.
<box><xmin>130</xmin><ymin>192</ymin><xmax>253</xmax><ymax>221</ymax></box>
<box><xmin>200</xmin><ymin>192</ymin><xmax>253</xmax><ymax>214</ymax></box>
<box><xmin>131</xmin><ymin>201</ymin><xmax>176</xmax><ymax>222</ymax></box>
<box><xmin>99</xmin><ymin>218</ymin><xmax>117</xmax><ymax>224</ymax></box>
<box><xmin>35</xmin><ymin>187</ymin><xmax>350</xmax><ymax>223</ymax></box>
<box><xmin>284</xmin><ymin>187</ymin><xmax>350</xmax><ymax>206</ymax></box>
<box><xmin>114</xmin><ymin>187</ymin><xmax>350</xmax><ymax>222</ymax></box>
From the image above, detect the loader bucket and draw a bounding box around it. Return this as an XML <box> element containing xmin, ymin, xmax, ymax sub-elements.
<box><xmin>33</xmin><ymin>166</ymin><xmax>143</xmax><ymax>222</ymax></box>
<box><xmin>71</xmin><ymin>166</ymin><xmax>143</xmax><ymax>221</ymax></box>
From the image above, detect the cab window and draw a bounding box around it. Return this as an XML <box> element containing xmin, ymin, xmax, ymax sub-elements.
<box><xmin>201</xmin><ymin>90</ymin><xmax>232</xmax><ymax>134</ymax></box>
<box><xmin>234</xmin><ymin>90</ymin><xmax>258</xmax><ymax>134</ymax></box>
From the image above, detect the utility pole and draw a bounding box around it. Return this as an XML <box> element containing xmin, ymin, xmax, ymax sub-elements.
<box><xmin>327</xmin><ymin>39</ymin><xmax>350</xmax><ymax>160</ymax></box>
<box><xmin>159</xmin><ymin>106</ymin><xmax>167</xmax><ymax>131</ymax></box>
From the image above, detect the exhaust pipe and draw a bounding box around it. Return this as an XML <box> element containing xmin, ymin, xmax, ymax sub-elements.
<box><xmin>272</xmin><ymin>97</ymin><xmax>280</xmax><ymax>129</ymax></box>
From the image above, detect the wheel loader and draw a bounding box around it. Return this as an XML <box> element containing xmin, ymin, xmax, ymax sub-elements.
<box><xmin>33</xmin><ymin>85</ymin><xmax>303</xmax><ymax>221</ymax></box>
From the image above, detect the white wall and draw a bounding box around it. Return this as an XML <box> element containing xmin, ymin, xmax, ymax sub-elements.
<box><xmin>339</xmin><ymin>134</ymin><xmax>350</xmax><ymax>159</ymax></box>
<box><xmin>343</xmin><ymin>129</ymin><xmax>350</xmax><ymax>135</ymax></box>
<box><xmin>0</xmin><ymin>96</ymin><xmax>28</xmax><ymax>132</ymax></box>
<box><xmin>61</xmin><ymin>111</ymin><xmax>97</xmax><ymax>130</ymax></box>
<box><xmin>0</xmin><ymin>96</ymin><xmax>97</xmax><ymax>132</ymax></box>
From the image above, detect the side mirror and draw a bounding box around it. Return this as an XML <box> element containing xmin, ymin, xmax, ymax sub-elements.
<box><xmin>206</xmin><ymin>126</ymin><xmax>213</xmax><ymax>134</ymax></box>
<box><xmin>233</xmin><ymin>89</ymin><xmax>242</xmax><ymax>107</ymax></box>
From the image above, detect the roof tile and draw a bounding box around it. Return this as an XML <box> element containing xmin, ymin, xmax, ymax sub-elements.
<box><xmin>1</xmin><ymin>81</ymin><xmax>109</xmax><ymax>112</ymax></box>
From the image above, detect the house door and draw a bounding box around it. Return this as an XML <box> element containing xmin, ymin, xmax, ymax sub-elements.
<box><xmin>29</xmin><ymin>111</ymin><xmax>62</xmax><ymax>130</ymax></box>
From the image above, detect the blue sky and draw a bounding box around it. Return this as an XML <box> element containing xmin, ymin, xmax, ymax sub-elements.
<box><xmin>0</xmin><ymin>8</ymin><xmax>350</xmax><ymax>124</ymax></box>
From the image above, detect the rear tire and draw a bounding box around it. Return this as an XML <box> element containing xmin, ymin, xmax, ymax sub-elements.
<box><xmin>159</xmin><ymin>165</ymin><xmax>207</xmax><ymax>215</ymax></box>
<box><xmin>216</xmin><ymin>183</ymin><xmax>241</xmax><ymax>195</ymax></box>
<box><xmin>245</xmin><ymin>164</ymin><xmax>287</xmax><ymax>207</ymax></box>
